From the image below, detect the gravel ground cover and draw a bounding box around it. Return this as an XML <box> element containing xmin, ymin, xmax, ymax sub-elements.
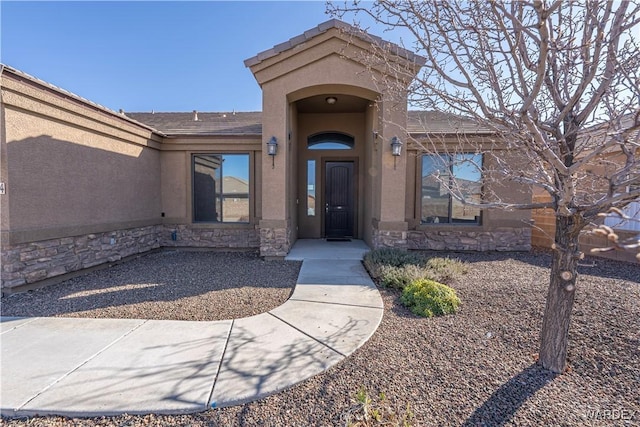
<box><xmin>1</xmin><ymin>250</ymin><xmax>638</xmax><ymax>426</ymax></box>
<box><xmin>0</xmin><ymin>250</ymin><xmax>301</xmax><ymax>321</ymax></box>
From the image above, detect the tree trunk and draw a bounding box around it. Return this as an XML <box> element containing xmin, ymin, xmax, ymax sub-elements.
<box><xmin>539</xmin><ymin>214</ymin><xmax>583</xmax><ymax>373</ymax></box>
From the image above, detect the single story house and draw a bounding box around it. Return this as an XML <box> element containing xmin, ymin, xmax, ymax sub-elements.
<box><xmin>0</xmin><ymin>20</ymin><xmax>531</xmax><ymax>292</ymax></box>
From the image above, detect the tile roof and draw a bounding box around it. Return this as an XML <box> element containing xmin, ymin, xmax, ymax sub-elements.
<box><xmin>126</xmin><ymin>110</ymin><xmax>489</xmax><ymax>137</ymax></box>
<box><xmin>223</xmin><ymin>176</ymin><xmax>249</xmax><ymax>195</ymax></box>
<box><xmin>244</xmin><ymin>19</ymin><xmax>426</xmax><ymax>68</ymax></box>
<box><xmin>407</xmin><ymin>111</ymin><xmax>491</xmax><ymax>134</ymax></box>
<box><xmin>125</xmin><ymin>112</ymin><xmax>262</xmax><ymax>136</ymax></box>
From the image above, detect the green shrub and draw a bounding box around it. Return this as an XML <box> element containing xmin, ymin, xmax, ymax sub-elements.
<box><xmin>400</xmin><ymin>279</ymin><xmax>461</xmax><ymax>317</ymax></box>
<box><xmin>363</xmin><ymin>248</ymin><xmax>425</xmax><ymax>280</ymax></box>
<box><xmin>378</xmin><ymin>264</ymin><xmax>430</xmax><ymax>289</ymax></box>
<box><xmin>424</xmin><ymin>257</ymin><xmax>468</xmax><ymax>283</ymax></box>
<box><xmin>364</xmin><ymin>248</ymin><xmax>425</xmax><ymax>269</ymax></box>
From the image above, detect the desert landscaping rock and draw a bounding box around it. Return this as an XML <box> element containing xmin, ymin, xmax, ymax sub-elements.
<box><xmin>1</xmin><ymin>250</ymin><xmax>638</xmax><ymax>426</ymax></box>
<box><xmin>1</xmin><ymin>251</ymin><xmax>301</xmax><ymax>321</ymax></box>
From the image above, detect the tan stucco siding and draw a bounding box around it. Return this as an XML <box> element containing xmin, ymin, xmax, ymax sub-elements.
<box><xmin>404</xmin><ymin>142</ymin><xmax>532</xmax><ymax>251</ymax></box>
<box><xmin>482</xmin><ymin>150</ymin><xmax>532</xmax><ymax>225</ymax></box>
<box><xmin>363</xmin><ymin>106</ymin><xmax>378</xmax><ymax>247</ymax></box>
<box><xmin>5</xmin><ymin>108</ymin><xmax>161</xmax><ymax>230</ymax></box>
<box><xmin>256</xmin><ymin>48</ymin><xmax>395</xmax><ymax>245</ymax></box>
<box><xmin>1</xmin><ymin>102</ymin><xmax>10</xmax><ymax>235</ymax></box>
<box><xmin>159</xmin><ymin>137</ymin><xmax>262</xmax><ymax>225</ymax></box>
<box><xmin>261</xmin><ymin>83</ymin><xmax>289</xmax><ymax>222</ymax></box>
<box><xmin>160</xmin><ymin>151</ymin><xmax>188</xmax><ymax>221</ymax></box>
<box><xmin>1</xmin><ymin>75</ymin><xmax>162</xmax><ymax>245</ymax></box>
<box><xmin>378</xmin><ymin>95</ymin><xmax>409</xmax><ymax>224</ymax></box>
<box><xmin>288</xmin><ymin>106</ymin><xmax>299</xmax><ymax>242</ymax></box>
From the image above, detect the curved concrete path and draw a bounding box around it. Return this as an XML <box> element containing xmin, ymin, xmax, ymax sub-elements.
<box><xmin>0</xmin><ymin>240</ymin><xmax>382</xmax><ymax>417</ymax></box>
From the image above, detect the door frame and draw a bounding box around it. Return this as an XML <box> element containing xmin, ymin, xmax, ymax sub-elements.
<box><xmin>321</xmin><ymin>157</ymin><xmax>359</xmax><ymax>238</ymax></box>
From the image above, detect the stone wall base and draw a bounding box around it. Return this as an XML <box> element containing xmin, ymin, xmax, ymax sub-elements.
<box><xmin>259</xmin><ymin>226</ymin><xmax>291</xmax><ymax>258</ymax></box>
<box><xmin>407</xmin><ymin>228</ymin><xmax>531</xmax><ymax>251</ymax></box>
<box><xmin>1</xmin><ymin>224</ymin><xmax>262</xmax><ymax>291</ymax></box>
<box><xmin>372</xmin><ymin>229</ymin><xmax>408</xmax><ymax>249</ymax></box>
<box><xmin>1</xmin><ymin>226</ymin><xmax>160</xmax><ymax>290</ymax></box>
<box><xmin>159</xmin><ymin>224</ymin><xmax>260</xmax><ymax>249</ymax></box>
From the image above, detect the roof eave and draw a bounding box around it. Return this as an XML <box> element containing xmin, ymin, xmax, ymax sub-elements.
<box><xmin>0</xmin><ymin>64</ymin><xmax>167</xmax><ymax>138</ymax></box>
<box><xmin>244</xmin><ymin>19</ymin><xmax>426</xmax><ymax>69</ymax></box>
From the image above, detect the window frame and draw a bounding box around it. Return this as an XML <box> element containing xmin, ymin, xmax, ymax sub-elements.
<box><xmin>307</xmin><ymin>132</ymin><xmax>355</xmax><ymax>150</ymax></box>
<box><xmin>419</xmin><ymin>153</ymin><xmax>484</xmax><ymax>226</ymax></box>
<box><xmin>192</xmin><ymin>153</ymin><xmax>251</xmax><ymax>224</ymax></box>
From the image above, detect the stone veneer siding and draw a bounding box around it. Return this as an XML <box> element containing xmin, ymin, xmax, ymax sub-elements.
<box><xmin>1</xmin><ymin>226</ymin><xmax>160</xmax><ymax>290</ymax></box>
<box><xmin>159</xmin><ymin>224</ymin><xmax>260</xmax><ymax>249</ymax></box>
<box><xmin>259</xmin><ymin>226</ymin><xmax>292</xmax><ymax>258</ymax></box>
<box><xmin>1</xmin><ymin>224</ymin><xmax>262</xmax><ymax>291</ymax></box>
<box><xmin>407</xmin><ymin>228</ymin><xmax>532</xmax><ymax>251</ymax></box>
<box><xmin>372</xmin><ymin>229</ymin><xmax>409</xmax><ymax>249</ymax></box>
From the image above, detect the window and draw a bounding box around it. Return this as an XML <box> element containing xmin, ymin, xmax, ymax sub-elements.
<box><xmin>307</xmin><ymin>160</ymin><xmax>316</xmax><ymax>216</ymax></box>
<box><xmin>421</xmin><ymin>154</ymin><xmax>482</xmax><ymax>224</ymax></box>
<box><xmin>307</xmin><ymin>132</ymin><xmax>354</xmax><ymax>150</ymax></box>
<box><xmin>193</xmin><ymin>154</ymin><xmax>249</xmax><ymax>223</ymax></box>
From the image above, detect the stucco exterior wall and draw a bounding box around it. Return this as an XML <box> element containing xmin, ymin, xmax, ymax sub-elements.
<box><xmin>288</xmin><ymin>105</ymin><xmax>299</xmax><ymax>243</ymax></box>
<box><xmin>1</xmin><ymin>74</ymin><xmax>163</xmax><ymax>244</ymax></box>
<box><xmin>249</xmin><ymin>27</ymin><xmax>417</xmax><ymax>255</ymax></box>
<box><xmin>0</xmin><ymin>72</ymin><xmax>264</xmax><ymax>291</ymax></box>
<box><xmin>1</xmin><ymin>72</ymin><xmax>165</xmax><ymax>290</ymax></box>
<box><xmin>363</xmin><ymin>106</ymin><xmax>378</xmax><ymax>248</ymax></box>
<box><xmin>157</xmin><ymin>136</ymin><xmax>262</xmax><ymax>251</ymax></box>
<box><xmin>159</xmin><ymin>136</ymin><xmax>261</xmax><ymax>221</ymax></box>
<box><xmin>403</xmin><ymin>146</ymin><xmax>533</xmax><ymax>251</ymax></box>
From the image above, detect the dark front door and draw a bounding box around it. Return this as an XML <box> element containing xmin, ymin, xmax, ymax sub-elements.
<box><xmin>325</xmin><ymin>161</ymin><xmax>355</xmax><ymax>238</ymax></box>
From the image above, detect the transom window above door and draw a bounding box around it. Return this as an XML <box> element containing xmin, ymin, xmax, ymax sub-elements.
<box><xmin>307</xmin><ymin>132</ymin><xmax>354</xmax><ymax>150</ymax></box>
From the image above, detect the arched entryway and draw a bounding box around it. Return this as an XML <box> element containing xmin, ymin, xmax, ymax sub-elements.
<box><xmin>245</xmin><ymin>20</ymin><xmax>422</xmax><ymax>258</ymax></box>
<box><xmin>292</xmin><ymin>92</ymin><xmax>375</xmax><ymax>240</ymax></box>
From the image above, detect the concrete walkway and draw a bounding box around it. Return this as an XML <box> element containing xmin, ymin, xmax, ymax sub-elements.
<box><xmin>1</xmin><ymin>239</ymin><xmax>381</xmax><ymax>417</ymax></box>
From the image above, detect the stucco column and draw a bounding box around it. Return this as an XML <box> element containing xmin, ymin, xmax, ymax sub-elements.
<box><xmin>259</xmin><ymin>84</ymin><xmax>291</xmax><ymax>258</ymax></box>
<box><xmin>374</xmin><ymin>98</ymin><xmax>408</xmax><ymax>248</ymax></box>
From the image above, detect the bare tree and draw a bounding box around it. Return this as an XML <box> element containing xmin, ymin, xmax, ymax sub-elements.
<box><xmin>591</xmin><ymin>207</ymin><xmax>640</xmax><ymax>259</ymax></box>
<box><xmin>329</xmin><ymin>0</ymin><xmax>640</xmax><ymax>373</ymax></box>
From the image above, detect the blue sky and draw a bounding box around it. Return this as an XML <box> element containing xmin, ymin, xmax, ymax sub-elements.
<box><xmin>1</xmin><ymin>1</ymin><xmax>390</xmax><ymax>113</ymax></box>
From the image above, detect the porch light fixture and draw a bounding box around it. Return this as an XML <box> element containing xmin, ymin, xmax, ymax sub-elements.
<box><xmin>391</xmin><ymin>136</ymin><xmax>403</xmax><ymax>169</ymax></box>
<box><xmin>267</xmin><ymin>136</ymin><xmax>278</xmax><ymax>168</ymax></box>
<box><xmin>325</xmin><ymin>96</ymin><xmax>337</xmax><ymax>105</ymax></box>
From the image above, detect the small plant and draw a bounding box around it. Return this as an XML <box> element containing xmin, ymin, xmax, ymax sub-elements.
<box><xmin>342</xmin><ymin>387</ymin><xmax>414</xmax><ymax>427</ymax></box>
<box><xmin>401</xmin><ymin>278</ymin><xmax>461</xmax><ymax>318</ymax></box>
<box><xmin>425</xmin><ymin>257</ymin><xmax>468</xmax><ymax>283</ymax></box>
<box><xmin>363</xmin><ymin>248</ymin><xmax>425</xmax><ymax>280</ymax></box>
<box><xmin>378</xmin><ymin>264</ymin><xmax>430</xmax><ymax>289</ymax></box>
<box><xmin>364</xmin><ymin>248</ymin><xmax>425</xmax><ymax>268</ymax></box>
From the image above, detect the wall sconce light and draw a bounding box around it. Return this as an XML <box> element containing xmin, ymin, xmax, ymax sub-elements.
<box><xmin>267</xmin><ymin>136</ymin><xmax>278</xmax><ymax>168</ymax></box>
<box><xmin>391</xmin><ymin>136</ymin><xmax>403</xmax><ymax>169</ymax></box>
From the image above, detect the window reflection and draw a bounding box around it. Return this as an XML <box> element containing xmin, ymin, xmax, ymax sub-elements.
<box><xmin>421</xmin><ymin>154</ymin><xmax>482</xmax><ymax>224</ymax></box>
<box><xmin>193</xmin><ymin>154</ymin><xmax>250</xmax><ymax>223</ymax></box>
<box><xmin>307</xmin><ymin>160</ymin><xmax>316</xmax><ymax>216</ymax></box>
